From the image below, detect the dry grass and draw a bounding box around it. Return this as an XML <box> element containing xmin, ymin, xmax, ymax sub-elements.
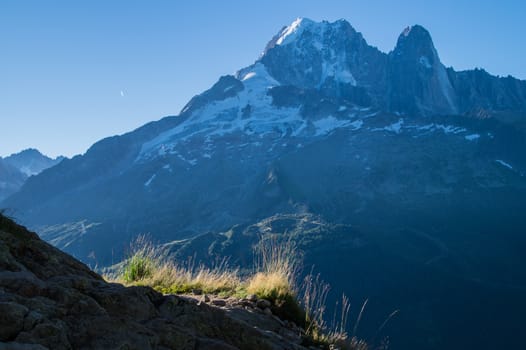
<box><xmin>246</xmin><ymin>271</ymin><xmax>291</xmax><ymax>298</ymax></box>
<box><xmin>114</xmin><ymin>234</ymin><xmax>376</xmax><ymax>349</ymax></box>
<box><xmin>145</xmin><ymin>258</ymin><xmax>241</xmax><ymax>295</ymax></box>
<box><xmin>245</xmin><ymin>235</ymin><xmax>306</xmax><ymax>325</ymax></box>
<box><xmin>113</xmin><ymin>235</ymin><xmax>240</xmax><ymax>295</ymax></box>
<box><xmin>247</xmin><ymin>235</ymin><xmax>299</xmax><ymax>299</ymax></box>
<box><xmin>302</xmin><ymin>273</ymin><xmax>374</xmax><ymax>350</ymax></box>
<box><xmin>116</xmin><ymin>236</ymin><xmax>241</xmax><ymax>294</ymax></box>
<box><xmin>302</xmin><ymin>273</ymin><xmax>331</xmax><ymax>337</ymax></box>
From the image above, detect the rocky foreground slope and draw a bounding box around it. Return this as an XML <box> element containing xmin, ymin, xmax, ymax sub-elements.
<box><xmin>0</xmin><ymin>214</ymin><xmax>310</xmax><ymax>350</ymax></box>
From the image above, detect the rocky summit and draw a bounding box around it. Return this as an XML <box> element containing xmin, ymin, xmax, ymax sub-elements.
<box><xmin>0</xmin><ymin>213</ymin><xmax>312</xmax><ymax>350</ymax></box>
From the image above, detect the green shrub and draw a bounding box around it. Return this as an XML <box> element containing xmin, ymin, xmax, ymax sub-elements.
<box><xmin>122</xmin><ymin>253</ymin><xmax>155</xmax><ymax>282</ymax></box>
<box><xmin>120</xmin><ymin>235</ymin><xmax>158</xmax><ymax>283</ymax></box>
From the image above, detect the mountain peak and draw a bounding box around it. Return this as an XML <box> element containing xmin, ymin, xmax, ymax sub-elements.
<box><xmin>391</xmin><ymin>24</ymin><xmax>445</xmax><ymax>74</ymax></box>
<box><xmin>9</xmin><ymin>148</ymin><xmax>43</xmax><ymax>157</ymax></box>
<box><xmin>264</xmin><ymin>18</ymin><xmax>356</xmax><ymax>52</ymax></box>
<box><xmin>260</xmin><ymin>18</ymin><xmax>372</xmax><ymax>91</ymax></box>
<box><xmin>401</xmin><ymin>24</ymin><xmax>431</xmax><ymax>38</ymax></box>
<box><xmin>393</xmin><ymin>24</ymin><xmax>437</xmax><ymax>62</ymax></box>
<box><xmin>389</xmin><ymin>24</ymin><xmax>459</xmax><ymax>116</ymax></box>
<box><xmin>3</xmin><ymin>148</ymin><xmax>64</xmax><ymax>178</ymax></box>
<box><xmin>274</xmin><ymin>17</ymin><xmax>312</xmax><ymax>46</ymax></box>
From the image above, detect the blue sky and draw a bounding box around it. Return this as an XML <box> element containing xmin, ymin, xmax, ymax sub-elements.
<box><xmin>1</xmin><ymin>0</ymin><xmax>525</xmax><ymax>158</ymax></box>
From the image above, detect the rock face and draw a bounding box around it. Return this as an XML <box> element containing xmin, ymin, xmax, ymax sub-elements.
<box><xmin>388</xmin><ymin>25</ymin><xmax>458</xmax><ymax>116</ymax></box>
<box><xmin>0</xmin><ymin>214</ymin><xmax>308</xmax><ymax>350</ymax></box>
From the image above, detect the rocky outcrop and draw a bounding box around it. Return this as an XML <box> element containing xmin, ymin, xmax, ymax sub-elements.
<box><xmin>388</xmin><ymin>25</ymin><xmax>458</xmax><ymax>116</ymax></box>
<box><xmin>0</xmin><ymin>214</ymin><xmax>308</xmax><ymax>350</ymax></box>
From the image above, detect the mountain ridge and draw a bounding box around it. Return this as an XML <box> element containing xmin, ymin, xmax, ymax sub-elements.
<box><xmin>260</xmin><ymin>18</ymin><xmax>525</xmax><ymax>117</ymax></box>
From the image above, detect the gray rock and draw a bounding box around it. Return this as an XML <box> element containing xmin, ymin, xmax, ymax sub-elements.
<box><xmin>0</xmin><ymin>302</ymin><xmax>28</xmax><ymax>341</ymax></box>
<box><xmin>196</xmin><ymin>338</ymin><xmax>239</xmax><ymax>350</ymax></box>
<box><xmin>0</xmin><ymin>342</ymin><xmax>49</xmax><ymax>350</ymax></box>
<box><xmin>256</xmin><ymin>299</ymin><xmax>272</xmax><ymax>309</ymax></box>
<box><xmin>23</xmin><ymin>311</ymin><xmax>44</xmax><ymax>331</ymax></box>
<box><xmin>211</xmin><ymin>299</ymin><xmax>227</xmax><ymax>307</ymax></box>
<box><xmin>237</xmin><ymin>299</ymin><xmax>255</xmax><ymax>308</ymax></box>
<box><xmin>0</xmin><ymin>271</ymin><xmax>45</xmax><ymax>298</ymax></box>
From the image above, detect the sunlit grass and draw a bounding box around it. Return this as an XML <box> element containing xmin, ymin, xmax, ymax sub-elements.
<box><xmin>120</xmin><ymin>235</ymin><xmax>157</xmax><ymax>283</ymax></box>
<box><xmin>146</xmin><ymin>259</ymin><xmax>241</xmax><ymax>295</ymax></box>
<box><xmin>113</xmin><ymin>234</ymin><xmax>377</xmax><ymax>349</ymax></box>
<box><xmin>245</xmin><ymin>235</ymin><xmax>306</xmax><ymax>324</ymax></box>
<box><xmin>114</xmin><ymin>236</ymin><xmax>240</xmax><ymax>295</ymax></box>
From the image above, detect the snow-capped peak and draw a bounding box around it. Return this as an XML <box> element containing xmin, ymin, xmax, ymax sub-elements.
<box><xmin>260</xmin><ymin>18</ymin><xmax>362</xmax><ymax>90</ymax></box>
<box><xmin>275</xmin><ymin>17</ymin><xmax>304</xmax><ymax>45</ymax></box>
<box><xmin>266</xmin><ymin>17</ymin><xmax>356</xmax><ymax>52</ymax></box>
<box><xmin>274</xmin><ymin>17</ymin><xmax>316</xmax><ymax>46</ymax></box>
<box><xmin>272</xmin><ymin>18</ymin><xmax>354</xmax><ymax>48</ymax></box>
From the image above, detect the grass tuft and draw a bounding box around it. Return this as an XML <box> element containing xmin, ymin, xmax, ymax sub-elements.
<box><xmin>247</xmin><ymin>235</ymin><xmax>298</xmax><ymax>296</ymax></box>
<box><xmin>246</xmin><ymin>235</ymin><xmax>306</xmax><ymax>325</ymax></box>
<box><xmin>246</xmin><ymin>271</ymin><xmax>291</xmax><ymax>299</ymax></box>
<box><xmin>121</xmin><ymin>235</ymin><xmax>157</xmax><ymax>283</ymax></box>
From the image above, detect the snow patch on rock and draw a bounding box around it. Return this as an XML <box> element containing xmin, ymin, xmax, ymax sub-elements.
<box><xmin>419</xmin><ymin>56</ymin><xmax>432</xmax><ymax>69</ymax></box>
<box><xmin>144</xmin><ymin>174</ymin><xmax>156</xmax><ymax>187</ymax></box>
<box><xmin>373</xmin><ymin>119</ymin><xmax>404</xmax><ymax>134</ymax></box>
<box><xmin>313</xmin><ymin>116</ymin><xmax>350</xmax><ymax>136</ymax></box>
<box><xmin>496</xmin><ymin>159</ymin><xmax>513</xmax><ymax>170</ymax></box>
<box><xmin>465</xmin><ymin>134</ymin><xmax>480</xmax><ymax>141</ymax></box>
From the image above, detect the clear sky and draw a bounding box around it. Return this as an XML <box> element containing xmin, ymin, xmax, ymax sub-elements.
<box><xmin>1</xmin><ymin>0</ymin><xmax>525</xmax><ymax>158</ymax></box>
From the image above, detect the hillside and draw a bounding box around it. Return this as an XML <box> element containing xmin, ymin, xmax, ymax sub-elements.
<box><xmin>0</xmin><ymin>213</ymin><xmax>323</xmax><ymax>350</ymax></box>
